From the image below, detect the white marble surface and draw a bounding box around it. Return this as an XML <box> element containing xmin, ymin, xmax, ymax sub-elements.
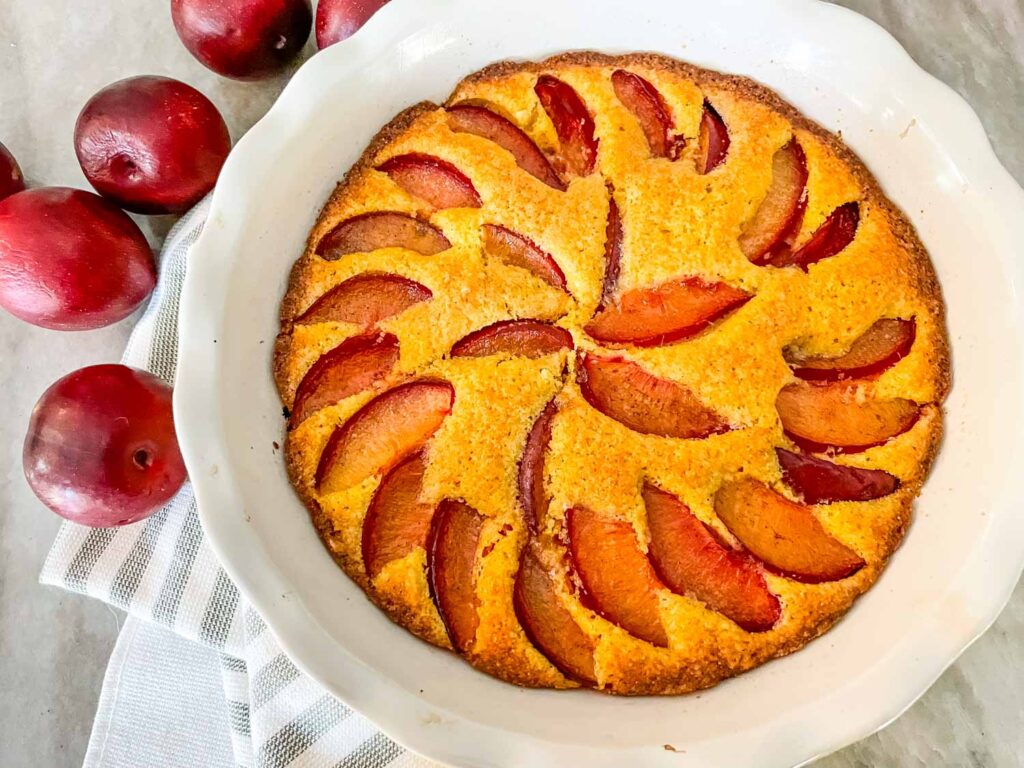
<box><xmin>0</xmin><ymin>1</ymin><xmax>1020</xmax><ymax>766</ymax></box>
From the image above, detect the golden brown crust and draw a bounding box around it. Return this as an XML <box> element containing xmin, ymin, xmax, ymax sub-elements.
<box><xmin>273</xmin><ymin>102</ymin><xmax>439</xmax><ymax>406</ymax></box>
<box><xmin>277</xmin><ymin>102</ymin><xmax>438</xmax><ymax>326</ymax></box>
<box><xmin>274</xmin><ymin>52</ymin><xmax>950</xmax><ymax>696</ymax></box>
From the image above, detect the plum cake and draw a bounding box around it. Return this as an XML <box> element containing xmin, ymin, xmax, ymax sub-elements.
<box><xmin>274</xmin><ymin>52</ymin><xmax>949</xmax><ymax>695</ymax></box>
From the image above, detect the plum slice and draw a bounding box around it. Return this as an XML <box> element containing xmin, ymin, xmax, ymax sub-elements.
<box><xmin>738</xmin><ymin>139</ymin><xmax>808</xmax><ymax>264</ymax></box>
<box><xmin>513</xmin><ymin>544</ymin><xmax>597</xmax><ymax>683</ymax></box>
<box><xmin>315</xmin><ymin>380</ymin><xmax>454</xmax><ymax>494</ymax></box>
<box><xmin>776</xmin><ymin>448</ymin><xmax>900</xmax><ymax>504</ymax></box>
<box><xmin>566</xmin><ymin>506</ymin><xmax>668</xmax><ymax>646</ymax></box>
<box><xmin>361</xmin><ymin>451</ymin><xmax>432</xmax><ymax>580</ymax></box>
<box><xmin>696</xmin><ymin>100</ymin><xmax>730</xmax><ymax>174</ymax></box>
<box><xmin>611</xmin><ymin>70</ymin><xmax>685</xmax><ymax>160</ymax></box>
<box><xmin>482</xmin><ymin>224</ymin><xmax>567</xmax><ymax>291</ymax></box>
<box><xmin>290</xmin><ymin>333</ymin><xmax>399</xmax><ymax>427</ymax></box>
<box><xmin>377</xmin><ymin>153</ymin><xmax>482</xmax><ymax>209</ymax></box>
<box><xmin>577</xmin><ymin>353</ymin><xmax>731</xmax><ymax>439</ymax></box>
<box><xmin>585</xmin><ymin>276</ymin><xmax>751</xmax><ymax>347</ymax></box>
<box><xmin>517</xmin><ymin>400</ymin><xmax>557</xmax><ymax>534</ymax></box>
<box><xmin>534</xmin><ymin>75</ymin><xmax>598</xmax><ymax>177</ymax></box>
<box><xmin>450</xmin><ymin>320</ymin><xmax>573</xmax><ymax>359</ymax></box>
<box><xmin>315</xmin><ymin>212</ymin><xmax>450</xmax><ymax>260</ymax></box>
<box><xmin>295</xmin><ymin>273</ymin><xmax>432</xmax><ymax>327</ymax></box>
<box><xmin>447</xmin><ymin>104</ymin><xmax>565</xmax><ymax>190</ymax></box>
<box><xmin>714</xmin><ymin>479</ymin><xmax>866</xmax><ymax>583</ymax></box>
<box><xmin>785</xmin><ymin>317</ymin><xmax>916</xmax><ymax>382</ymax></box>
<box><xmin>599</xmin><ymin>192</ymin><xmax>623</xmax><ymax>307</ymax></box>
<box><xmin>776</xmin><ymin>382</ymin><xmax>920</xmax><ymax>454</ymax></box>
<box><xmin>427</xmin><ymin>499</ymin><xmax>486</xmax><ymax>652</ymax></box>
<box><xmin>643</xmin><ymin>484</ymin><xmax>780</xmax><ymax>632</ymax></box>
<box><xmin>769</xmin><ymin>201</ymin><xmax>860</xmax><ymax>270</ymax></box>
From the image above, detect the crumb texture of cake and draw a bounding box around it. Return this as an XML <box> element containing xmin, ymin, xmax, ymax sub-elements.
<box><xmin>275</xmin><ymin>52</ymin><xmax>949</xmax><ymax>695</ymax></box>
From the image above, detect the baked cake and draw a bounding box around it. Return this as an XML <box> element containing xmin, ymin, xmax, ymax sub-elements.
<box><xmin>274</xmin><ymin>52</ymin><xmax>949</xmax><ymax>695</ymax></box>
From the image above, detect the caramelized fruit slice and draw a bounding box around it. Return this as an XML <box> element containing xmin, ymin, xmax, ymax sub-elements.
<box><xmin>534</xmin><ymin>75</ymin><xmax>598</xmax><ymax>177</ymax></box>
<box><xmin>316</xmin><ymin>380</ymin><xmax>454</xmax><ymax>493</ymax></box>
<box><xmin>714</xmin><ymin>479</ymin><xmax>865</xmax><ymax>583</ymax></box>
<box><xmin>447</xmin><ymin>104</ymin><xmax>565</xmax><ymax>190</ymax></box>
<box><xmin>611</xmin><ymin>69</ymin><xmax>685</xmax><ymax>160</ymax></box>
<box><xmin>450</xmin><ymin>320</ymin><xmax>573</xmax><ymax>359</ymax></box>
<box><xmin>517</xmin><ymin>400</ymin><xmax>557</xmax><ymax>533</ymax></box>
<box><xmin>643</xmin><ymin>484</ymin><xmax>780</xmax><ymax>631</ymax></box>
<box><xmin>585</xmin><ymin>277</ymin><xmax>751</xmax><ymax>347</ymax></box>
<box><xmin>599</xmin><ymin>192</ymin><xmax>623</xmax><ymax>306</ymax></box>
<box><xmin>566</xmin><ymin>506</ymin><xmax>668</xmax><ymax>646</ymax></box>
<box><xmin>377</xmin><ymin>153</ymin><xmax>482</xmax><ymax>209</ymax></box>
<box><xmin>769</xmin><ymin>201</ymin><xmax>860</xmax><ymax>270</ymax></box>
<box><xmin>514</xmin><ymin>544</ymin><xmax>597</xmax><ymax>683</ymax></box>
<box><xmin>427</xmin><ymin>499</ymin><xmax>485</xmax><ymax>652</ymax></box>
<box><xmin>578</xmin><ymin>353</ymin><xmax>731</xmax><ymax>439</ymax></box>
<box><xmin>296</xmin><ymin>273</ymin><xmax>432</xmax><ymax>327</ymax></box>
<box><xmin>361</xmin><ymin>451</ymin><xmax>431</xmax><ymax>579</ymax></box>
<box><xmin>290</xmin><ymin>333</ymin><xmax>399</xmax><ymax>427</ymax></box>
<box><xmin>772</xmin><ymin>193</ymin><xmax>807</xmax><ymax>258</ymax></box>
<box><xmin>482</xmin><ymin>224</ymin><xmax>567</xmax><ymax>290</ymax></box>
<box><xmin>776</xmin><ymin>447</ymin><xmax>900</xmax><ymax>504</ymax></box>
<box><xmin>315</xmin><ymin>212</ymin><xmax>450</xmax><ymax>260</ymax></box>
<box><xmin>738</xmin><ymin>139</ymin><xmax>808</xmax><ymax>264</ymax></box>
<box><xmin>697</xmin><ymin>100</ymin><xmax>730</xmax><ymax>174</ymax></box>
<box><xmin>776</xmin><ymin>382</ymin><xmax>920</xmax><ymax>454</ymax></box>
<box><xmin>786</xmin><ymin>317</ymin><xmax>916</xmax><ymax>382</ymax></box>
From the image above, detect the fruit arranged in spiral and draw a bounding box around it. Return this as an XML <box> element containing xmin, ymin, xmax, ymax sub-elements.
<box><xmin>277</xmin><ymin>55</ymin><xmax>947</xmax><ymax>695</ymax></box>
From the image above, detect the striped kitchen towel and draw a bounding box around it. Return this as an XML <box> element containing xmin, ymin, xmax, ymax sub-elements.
<box><xmin>40</xmin><ymin>198</ymin><xmax>437</xmax><ymax>768</ymax></box>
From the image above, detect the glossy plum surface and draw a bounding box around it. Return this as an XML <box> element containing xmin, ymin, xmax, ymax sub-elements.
<box><xmin>315</xmin><ymin>212</ymin><xmax>450</xmax><ymax>259</ymax></box>
<box><xmin>578</xmin><ymin>353</ymin><xmax>731</xmax><ymax>439</ymax></box>
<box><xmin>450</xmin><ymin>320</ymin><xmax>573</xmax><ymax>359</ymax></box>
<box><xmin>75</xmin><ymin>76</ymin><xmax>231</xmax><ymax>214</ymax></box>
<box><xmin>316</xmin><ymin>0</ymin><xmax>390</xmax><ymax>49</ymax></box>
<box><xmin>172</xmin><ymin>0</ymin><xmax>312</xmax><ymax>80</ymax></box>
<box><xmin>23</xmin><ymin>365</ymin><xmax>186</xmax><ymax>527</ymax></box>
<box><xmin>376</xmin><ymin>153</ymin><xmax>482</xmax><ymax>209</ymax></box>
<box><xmin>585</xmin><ymin>277</ymin><xmax>750</xmax><ymax>347</ymax></box>
<box><xmin>0</xmin><ymin>187</ymin><xmax>155</xmax><ymax>330</ymax></box>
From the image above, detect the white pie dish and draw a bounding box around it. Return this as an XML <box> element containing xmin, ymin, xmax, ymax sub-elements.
<box><xmin>173</xmin><ymin>0</ymin><xmax>1024</xmax><ymax>765</ymax></box>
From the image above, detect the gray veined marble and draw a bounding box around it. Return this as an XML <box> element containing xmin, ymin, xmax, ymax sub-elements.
<box><xmin>0</xmin><ymin>1</ymin><xmax>1021</xmax><ymax>766</ymax></box>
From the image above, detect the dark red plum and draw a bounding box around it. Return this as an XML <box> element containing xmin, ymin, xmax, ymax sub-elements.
<box><xmin>0</xmin><ymin>188</ymin><xmax>155</xmax><ymax>330</ymax></box>
<box><xmin>24</xmin><ymin>365</ymin><xmax>187</xmax><ymax>527</ymax></box>
<box><xmin>75</xmin><ymin>76</ymin><xmax>231</xmax><ymax>214</ymax></box>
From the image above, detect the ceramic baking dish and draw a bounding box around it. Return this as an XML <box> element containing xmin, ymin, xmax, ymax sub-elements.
<box><xmin>174</xmin><ymin>0</ymin><xmax>1024</xmax><ymax>764</ymax></box>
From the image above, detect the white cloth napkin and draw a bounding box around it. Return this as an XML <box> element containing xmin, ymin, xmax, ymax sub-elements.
<box><xmin>40</xmin><ymin>199</ymin><xmax>438</xmax><ymax>768</ymax></box>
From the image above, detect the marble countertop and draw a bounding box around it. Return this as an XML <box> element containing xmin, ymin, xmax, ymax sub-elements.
<box><xmin>0</xmin><ymin>1</ymin><xmax>1020</xmax><ymax>766</ymax></box>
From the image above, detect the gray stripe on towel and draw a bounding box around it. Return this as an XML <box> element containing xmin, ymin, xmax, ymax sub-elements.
<box><xmin>64</xmin><ymin>528</ymin><xmax>118</xmax><ymax>592</ymax></box>
<box><xmin>256</xmin><ymin>694</ymin><xmax>350</xmax><ymax>768</ymax></box>
<box><xmin>200</xmin><ymin>568</ymin><xmax>241</xmax><ymax>648</ymax></box>
<box><xmin>228</xmin><ymin>700</ymin><xmax>252</xmax><ymax>737</ymax></box>
<box><xmin>150</xmin><ymin>501</ymin><xmax>203</xmax><ymax>627</ymax></box>
<box><xmin>107</xmin><ymin>505</ymin><xmax>170</xmax><ymax>609</ymax></box>
<box><xmin>334</xmin><ymin>732</ymin><xmax>402</xmax><ymax>768</ymax></box>
<box><xmin>252</xmin><ymin>653</ymin><xmax>301</xmax><ymax>710</ymax></box>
